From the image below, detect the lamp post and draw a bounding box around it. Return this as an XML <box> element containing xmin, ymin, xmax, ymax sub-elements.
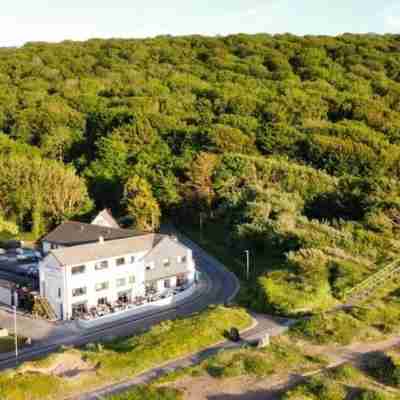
<box><xmin>245</xmin><ymin>250</ymin><xmax>250</xmax><ymax>280</ymax></box>
<box><xmin>199</xmin><ymin>212</ymin><xmax>203</xmax><ymax>242</ymax></box>
<box><xmin>13</xmin><ymin>305</ymin><xmax>18</xmax><ymax>365</ymax></box>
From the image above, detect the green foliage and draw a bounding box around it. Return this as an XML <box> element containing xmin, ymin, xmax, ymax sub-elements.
<box><xmin>282</xmin><ymin>362</ymin><xmax>396</xmax><ymax>400</ymax></box>
<box><xmin>0</xmin><ymin>306</ymin><xmax>251</xmax><ymax>400</ymax></box>
<box><xmin>202</xmin><ymin>339</ymin><xmax>325</xmax><ymax>379</ymax></box>
<box><xmin>124</xmin><ymin>175</ymin><xmax>161</xmax><ymax>231</ymax></box>
<box><xmin>0</xmin><ymin>34</ymin><xmax>400</xmax><ymax>330</ymax></box>
<box><xmin>289</xmin><ymin>311</ymin><xmax>379</xmax><ymax>345</ymax></box>
<box><xmin>365</xmin><ymin>351</ymin><xmax>400</xmax><ymax>387</ymax></box>
<box><xmin>108</xmin><ymin>386</ymin><xmax>182</xmax><ymax>400</ymax></box>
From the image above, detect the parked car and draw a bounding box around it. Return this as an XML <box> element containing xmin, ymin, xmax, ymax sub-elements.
<box><xmin>27</xmin><ymin>265</ymin><xmax>39</xmax><ymax>277</ymax></box>
<box><xmin>0</xmin><ymin>240</ymin><xmax>23</xmax><ymax>250</ymax></box>
<box><xmin>17</xmin><ymin>254</ymin><xmax>29</xmax><ymax>262</ymax></box>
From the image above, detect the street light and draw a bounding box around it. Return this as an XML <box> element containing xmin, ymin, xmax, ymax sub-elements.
<box><xmin>244</xmin><ymin>250</ymin><xmax>250</xmax><ymax>280</ymax></box>
<box><xmin>13</xmin><ymin>305</ymin><xmax>18</xmax><ymax>365</ymax></box>
<box><xmin>199</xmin><ymin>212</ymin><xmax>203</xmax><ymax>242</ymax></box>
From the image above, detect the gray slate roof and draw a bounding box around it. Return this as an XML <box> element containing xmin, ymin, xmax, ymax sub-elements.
<box><xmin>42</xmin><ymin>221</ymin><xmax>137</xmax><ymax>246</ymax></box>
<box><xmin>50</xmin><ymin>234</ymin><xmax>165</xmax><ymax>267</ymax></box>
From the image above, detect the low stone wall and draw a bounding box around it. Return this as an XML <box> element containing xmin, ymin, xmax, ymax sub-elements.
<box><xmin>77</xmin><ymin>282</ymin><xmax>201</xmax><ymax>329</ymax></box>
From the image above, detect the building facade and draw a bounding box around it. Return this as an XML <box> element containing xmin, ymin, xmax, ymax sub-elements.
<box><xmin>39</xmin><ymin>234</ymin><xmax>195</xmax><ymax>320</ymax></box>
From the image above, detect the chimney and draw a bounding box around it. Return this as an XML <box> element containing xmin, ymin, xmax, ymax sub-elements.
<box><xmin>98</xmin><ymin>236</ymin><xmax>104</xmax><ymax>244</ymax></box>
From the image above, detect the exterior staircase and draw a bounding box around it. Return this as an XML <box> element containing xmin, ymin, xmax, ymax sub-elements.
<box><xmin>345</xmin><ymin>259</ymin><xmax>400</xmax><ymax>305</ymax></box>
<box><xmin>32</xmin><ymin>295</ymin><xmax>57</xmax><ymax>321</ymax></box>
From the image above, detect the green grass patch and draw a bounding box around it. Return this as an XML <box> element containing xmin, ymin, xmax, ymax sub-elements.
<box><xmin>282</xmin><ymin>362</ymin><xmax>398</xmax><ymax>400</ymax></box>
<box><xmin>290</xmin><ymin>311</ymin><xmax>382</xmax><ymax>345</ymax></box>
<box><xmin>107</xmin><ymin>386</ymin><xmax>183</xmax><ymax>400</ymax></box>
<box><xmin>178</xmin><ymin>337</ymin><xmax>327</xmax><ymax>380</ymax></box>
<box><xmin>0</xmin><ymin>306</ymin><xmax>251</xmax><ymax>400</ymax></box>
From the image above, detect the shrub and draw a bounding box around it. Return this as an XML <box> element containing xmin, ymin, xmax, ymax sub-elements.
<box><xmin>290</xmin><ymin>311</ymin><xmax>370</xmax><ymax>345</ymax></box>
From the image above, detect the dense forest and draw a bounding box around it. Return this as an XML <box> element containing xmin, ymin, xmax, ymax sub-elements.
<box><xmin>1</xmin><ymin>33</ymin><xmax>400</xmax><ymax>317</ymax></box>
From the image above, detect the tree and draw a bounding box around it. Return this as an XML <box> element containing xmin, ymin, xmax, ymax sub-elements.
<box><xmin>124</xmin><ymin>175</ymin><xmax>161</xmax><ymax>231</ymax></box>
<box><xmin>0</xmin><ymin>213</ymin><xmax>18</xmax><ymax>235</ymax></box>
<box><xmin>185</xmin><ymin>152</ymin><xmax>219</xmax><ymax>212</ymax></box>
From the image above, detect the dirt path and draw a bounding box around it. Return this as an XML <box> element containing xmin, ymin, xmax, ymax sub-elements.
<box><xmin>170</xmin><ymin>335</ymin><xmax>400</xmax><ymax>400</ymax></box>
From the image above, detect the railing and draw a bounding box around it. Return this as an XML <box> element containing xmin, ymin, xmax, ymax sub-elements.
<box><xmin>345</xmin><ymin>259</ymin><xmax>400</xmax><ymax>305</ymax></box>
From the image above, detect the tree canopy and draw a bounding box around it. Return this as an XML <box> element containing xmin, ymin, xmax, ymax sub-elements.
<box><xmin>1</xmin><ymin>34</ymin><xmax>400</xmax><ymax>317</ymax></box>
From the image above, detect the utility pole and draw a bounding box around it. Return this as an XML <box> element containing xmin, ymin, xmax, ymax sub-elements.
<box><xmin>199</xmin><ymin>212</ymin><xmax>203</xmax><ymax>242</ymax></box>
<box><xmin>13</xmin><ymin>305</ymin><xmax>18</xmax><ymax>366</ymax></box>
<box><xmin>245</xmin><ymin>250</ymin><xmax>250</xmax><ymax>280</ymax></box>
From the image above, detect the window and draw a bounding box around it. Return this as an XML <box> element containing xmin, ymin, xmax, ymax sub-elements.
<box><xmin>129</xmin><ymin>275</ymin><xmax>135</xmax><ymax>284</ymax></box>
<box><xmin>145</xmin><ymin>265</ymin><xmax>152</xmax><ymax>271</ymax></box>
<box><xmin>116</xmin><ymin>257</ymin><xmax>125</xmax><ymax>266</ymax></box>
<box><xmin>118</xmin><ymin>291</ymin><xmax>131</xmax><ymax>303</ymax></box>
<box><xmin>178</xmin><ymin>255</ymin><xmax>187</xmax><ymax>263</ymax></box>
<box><xmin>130</xmin><ymin>256</ymin><xmax>136</xmax><ymax>264</ymax></box>
<box><xmin>95</xmin><ymin>281</ymin><xmax>109</xmax><ymax>292</ymax></box>
<box><xmin>116</xmin><ymin>278</ymin><xmax>126</xmax><ymax>287</ymax></box>
<box><xmin>58</xmin><ymin>288</ymin><xmax>61</xmax><ymax>298</ymax></box>
<box><xmin>163</xmin><ymin>258</ymin><xmax>170</xmax><ymax>267</ymax></box>
<box><xmin>71</xmin><ymin>265</ymin><xmax>85</xmax><ymax>275</ymax></box>
<box><xmin>97</xmin><ymin>297</ymin><xmax>108</xmax><ymax>305</ymax></box>
<box><xmin>72</xmin><ymin>302</ymin><xmax>87</xmax><ymax>315</ymax></box>
<box><xmin>72</xmin><ymin>287</ymin><xmax>86</xmax><ymax>297</ymax></box>
<box><xmin>164</xmin><ymin>279</ymin><xmax>171</xmax><ymax>289</ymax></box>
<box><xmin>95</xmin><ymin>260</ymin><xmax>109</xmax><ymax>270</ymax></box>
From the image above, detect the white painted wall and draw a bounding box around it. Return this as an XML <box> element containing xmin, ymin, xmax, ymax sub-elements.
<box><xmin>0</xmin><ymin>287</ymin><xmax>13</xmax><ymax>306</ymax></box>
<box><xmin>40</xmin><ymin>240</ymin><xmax>197</xmax><ymax>320</ymax></box>
<box><xmin>91</xmin><ymin>215</ymin><xmax>111</xmax><ymax>227</ymax></box>
<box><xmin>39</xmin><ymin>254</ymin><xmax>65</xmax><ymax>319</ymax></box>
<box><xmin>67</xmin><ymin>250</ymin><xmax>147</xmax><ymax>318</ymax></box>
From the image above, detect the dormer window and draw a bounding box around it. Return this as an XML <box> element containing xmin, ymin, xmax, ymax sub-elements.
<box><xmin>146</xmin><ymin>265</ymin><xmax>151</xmax><ymax>271</ymax></box>
<box><xmin>177</xmin><ymin>256</ymin><xmax>187</xmax><ymax>263</ymax></box>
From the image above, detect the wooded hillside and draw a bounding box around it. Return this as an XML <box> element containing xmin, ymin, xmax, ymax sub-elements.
<box><xmin>1</xmin><ymin>33</ymin><xmax>400</xmax><ymax>317</ymax></box>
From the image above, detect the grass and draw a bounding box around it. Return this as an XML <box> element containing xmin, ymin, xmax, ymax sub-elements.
<box><xmin>289</xmin><ymin>310</ymin><xmax>383</xmax><ymax>345</ymax></box>
<box><xmin>107</xmin><ymin>386</ymin><xmax>183</xmax><ymax>400</ymax></box>
<box><xmin>282</xmin><ymin>362</ymin><xmax>400</xmax><ymax>400</ymax></box>
<box><xmin>154</xmin><ymin>337</ymin><xmax>327</xmax><ymax>385</ymax></box>
<box><xmin>0</xmin><ymin>306</ymin><xmax>252</xmax><ymax>400</ymax></box>
<box><xmin>290</xmin><ymin>281</ymin><xmax>400</xmax><ymax>346</ymax></box>
<box><xmin>200</xmin><ymin>337</ymin><xmax>327</xmax><ymax>379</ymax></box>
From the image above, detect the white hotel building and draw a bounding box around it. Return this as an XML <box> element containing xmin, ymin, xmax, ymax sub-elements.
<box><xmin>39</xmin><ymin>234</ymin><xmax>196</xmax><ymax>320</ymax></box>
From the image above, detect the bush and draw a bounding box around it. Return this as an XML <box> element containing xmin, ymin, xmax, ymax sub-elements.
<box><xmin>365</xmin><ymin>351</ymin><xmax>400</xmax><ymax>387</ymax></box>
<box><xmin>290</xmin><ymin>311</ymin><xmax>371</xmax><ymax>345</ymax></box>
<box><xmin>108</xmin><ymin>386</ymin><xmax>183</xmax><ymax>400</ymax></box>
